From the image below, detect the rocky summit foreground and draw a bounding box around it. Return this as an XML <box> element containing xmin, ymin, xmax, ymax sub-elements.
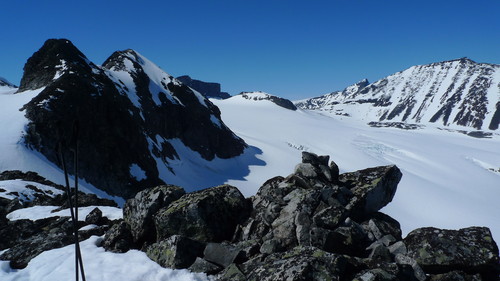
<box><xmin>102</xmin><ymin>152</ymin><xmax>499</xmax><ymax>280</ymax></box>
<box><xmin>0</xmin><ymin>153</ymin><xmax>498</xmax><ymax>280</ymax></box>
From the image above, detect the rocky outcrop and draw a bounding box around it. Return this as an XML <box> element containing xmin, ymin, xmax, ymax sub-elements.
<box><xmin>240</xmin><ymin>91</ymin><xmax>297</xmax><ymax>110</ymax></box>
<box><xmin>405</xmin><ymin>227</ymin><xmax>500</xmax><ymax>279</ymax></box>
<box><xmin>0</xmin><ymin>172</ymin><xmax>117</xmax><ymax>268</ymax></box>
<box><xmin>108</xmin><ymin>152</ymin><xmax>498</xmax><ymax>280</ymax></box>
<box><xmin>18</xmin><ymin>39</ymin><xmax>247</xmax><ymax>198</ymax></box>
<box><xmin>176</xmin><ymin>75</ymin><xmax>231</xmax><ymax>99</ymax></box>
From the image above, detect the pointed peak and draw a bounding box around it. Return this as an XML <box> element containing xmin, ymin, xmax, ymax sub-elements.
<box><xmin>18</xmin><ymin>39</ymin><xmax>93</xmax><ymax>91</ymax></box>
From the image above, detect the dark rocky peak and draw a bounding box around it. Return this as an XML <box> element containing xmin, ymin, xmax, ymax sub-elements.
<box><xmin>0</xmin><ymin>76</ymin><xmax>16</xmax><ymax>88</ymax></box>
<box><xmin>18</xmin><ymin>39</ymin><xmax>97</xmax><ymax>92</ymax></box>
<box><xmin>176</xmin><ymin>75</ymin><xmax>231</xmax><ymax>99</ymax></box>
<box><xmin>102</xmin><ymin>49</ymin><xmax>145</xmax><ymax>74</ymax></box>
<box><xmin>19</xmin><ymin>40</ymin><xmax>247</xmax><ymax>198</ymax></box>
<box><xmin>239</xmin><ymin>91</ymin><xmax>297</xmax><ymax>110</ymax></box>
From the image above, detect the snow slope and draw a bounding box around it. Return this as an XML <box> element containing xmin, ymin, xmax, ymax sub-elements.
<box><xmin>212</xmin><ymin>93</ymin><xmax>500</xmax><ymax>243</ymax></box>
<box><xmin>0</xmin><ymin>236</ymin><xmax>211</xmax><ymax>281</ymax></box>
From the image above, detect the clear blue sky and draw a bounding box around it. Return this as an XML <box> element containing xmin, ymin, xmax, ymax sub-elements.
<box><xmin>1</xmin><ymin>0</ymin><xmax>499</xmax><ymax>100</ymax></box>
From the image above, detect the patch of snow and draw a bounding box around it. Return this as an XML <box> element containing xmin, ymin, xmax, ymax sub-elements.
<box><xmin>53</xmin><ymin>59</ymin><xmax>67</xmax><ymax>80</ymax></box>
<box><xmin>130</xmin><ymin>163</ymin><xmax>147</xmax><ymax>181</ymax></box>
<box><xmin>0</xmin><ymin>179</ymin><xmax>64</xmax><ymax>201</ymax></box>
<box><xmin>0</xmin><ymin>236</ymin><xmax>212</xmax><ymax>281</ymax></box>
<box><xmin>7</xmin><ymin>206</ymin><xmax>123</xmax><ymax>221</ymax></box>
<box><xmin>79</xmin><ymin>224</ymin><xmax>98</xmax><ymax>231</ymax></box>
<box><xmin>210</xmin><ymin>115</ymin><xmax>222</xmax><ymax>128</ymax></box>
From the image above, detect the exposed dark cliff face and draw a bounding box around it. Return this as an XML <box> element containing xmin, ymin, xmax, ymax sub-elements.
<box><xmin>296</xmin><ymin>59</ymin><xmax>500</xmax><ymax>131</ymax></box>
<box><xmin>176</xmin><ymin>75</ymin><xmax>231</xmax><ymax>99</ymax></box>
<box><xmin>18</xmin><ymin>39</ymin><xmax>247</xmax><ymax>198</ymax></box>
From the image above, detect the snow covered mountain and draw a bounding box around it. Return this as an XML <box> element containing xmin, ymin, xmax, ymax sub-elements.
<box><xmin>296</xmin><ymin>58</ymin><xmax>500</xmax><ymax>131</ymax></box>
<box><xmin>2</xmin><ymin>39</ymin><xmax>251</xmax><ymax>199</ymax></box>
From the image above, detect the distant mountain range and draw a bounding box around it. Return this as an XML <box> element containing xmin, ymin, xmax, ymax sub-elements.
<box><xmin>295</xmin><ymin>58</ymin><xmax>500</xmax><ymax>131</ymax></box>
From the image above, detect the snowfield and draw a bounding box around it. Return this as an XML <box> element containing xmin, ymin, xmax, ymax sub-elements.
<box><xmin>211</xmin><ymin>94</ymin><xmax>500</xmax><ymax>243</ymax></box>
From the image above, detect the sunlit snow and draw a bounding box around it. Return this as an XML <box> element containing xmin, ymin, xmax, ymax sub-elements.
<box><xmin>212</xmin><ymin>94</ymin><xmax>500</xmax><ymax>243</ymax></box>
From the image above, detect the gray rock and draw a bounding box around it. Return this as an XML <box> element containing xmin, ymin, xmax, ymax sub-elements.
<box><xmin>241</xmin><ymin>246</ymin><xmax>345</xmax><ymax>281</ymax></box>
<box><xmin>394</xmin><ymin>254</ymin><xmax>427</xmax><ymax>281</ymax></box>
<box><xmin>203</xmin><ymin>242</ymin><xmax>242</xmax><ymax>268</ymax></box>
<box><xmin>404</xmin><ymin>227</ymin><xmax>500</xmax><ymax>278</ymax></box>
<box><xmin>302</xmin><ymin>151</ymin><xmax>329</xmax><ymax>166</ymax></box>
<box><xmin>341</xmin><ymin>165</ymin><xmax>402</xmax><ymax>219</ymax></box>
<box><xmin>329</xmin><ymin>160</ymin><xmax>340</xmax><ymax>183</ymax></box>
<box><xmin>85</xmin><ymin>207</ymin><xmax>103</xmax><ymax>225</ymax></box>
<box><xmin>294</xmin><ymin>163</ymin><xmax>318</xmax><ymax>178</ymax></box>
<box><xmin>145</xmin><ymin>235</ymin><xmax>204</xmax><ymax>269</ymax></box>
<box><xmin>102</xmin><ymin>221</ymin><xmax>134</xmax><ymax>253</ymax></box>
<box><xmin>217</xmin><ymin>263</ymin><xmax>246</xmax><ymax>281</ymax></box>
<box><xmin>353</xmin><ymin>268</ymin><xmax>398</xmax><ymax>281</ymax></box>
<box><xmin>154</xmin><ymin>185</ymin><xmax>250</xmax><ymax>242</ymax></box>
<box><xmin>362</xmin><ymin>213</ymin><xmax>402</xmax><ymax>241</ymax></box>
<box><xmin>188</xmin><ymin>257</ymin><xmax>222</xmax><ymax>274</ymax></box>
<box><xmin>387</xmin><ymin>241</ymin><xmax>407</xmax><ymax>256</ymax></box>
<box><xmin>123</xmin><ymin>185</ymin><xmax>185</xmax><ymax>244</ymax></box>
<box><xmin>428</xmin><ymin>270</ymin><xmax>482</xmax><ymax>281</ymax></box>
<box><xmin>367</xmin><ymin>243</ymin><xmax>392</xmax><ymax>262</ymax></box>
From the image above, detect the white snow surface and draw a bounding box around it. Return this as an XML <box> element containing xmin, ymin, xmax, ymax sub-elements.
<box><xmin>212</xmin><ymin>95</ymin><xmax>500</xmax><ymax>243</ymax></box>
<box><xmin>0</xmin><ymin>236</ymin><xmax>212</xmax><ymax>281</ymax></box>
<box><xmin>0</xmin><ymin>179</ymin><xmax>64</xmax><ymax>202</ymax></box>
<box><xmin>6</xmin><ymin>205</ymin><xmax>123</xmax><ymax>221</ymax></box>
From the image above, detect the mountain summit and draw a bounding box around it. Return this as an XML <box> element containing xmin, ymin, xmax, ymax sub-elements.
<box><xmin>17</xmin><ymin>39</ymin><xmax>247</xmax><ymax>198</ymax></box>
<box><xmin>296</xmin><ymin>58</ymin><xmax>500</xmax><ymax>130</ymax></box>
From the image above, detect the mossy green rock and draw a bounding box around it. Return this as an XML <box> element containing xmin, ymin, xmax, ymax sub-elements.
<box><xmin>154</xmin><ymin>184</ymin><xmax>250</xmax><ymax>242</ymax></box>
<box><xmin>405</xmin><ymin>227</ymin><xmax>500</xmax><ymax>278</ymax></box>
<box><xmin>145</xmin><ymin>235</ymin><xmax>204</xmax><ymax>269</ymax></box>
<box><xmin>123</xmin><ymin>184</ymin><xmax>185</xmax><ymax>244</ymax></box>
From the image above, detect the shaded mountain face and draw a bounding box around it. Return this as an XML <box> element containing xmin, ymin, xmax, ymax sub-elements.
<box><xmin>19</xmin><ymin>39</ymin><xmax>247</xmax><ymax>198</ymax></box>
<box><xmin>176</xmin><ymin>75</ymin><xmax>230</xmax><ymax>99</ymax></box>
<box><xmin>296</xmin><ymin>58</ymin><xmax>500</xmax><ymax>130</ymax></box>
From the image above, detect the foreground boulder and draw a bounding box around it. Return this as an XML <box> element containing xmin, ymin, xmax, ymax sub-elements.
<box><xmin>123</xmin><ymin>184</ymin><xmax>185</xmax><ymax>245</ymax></box>
<box><xmin>153</xmin><ymin>184</ymin><xmax>250</xmax><ymax>242</ymax></box>
<box><xmin>405</xmin><ymin>227</ymin><xmax>500</xmax><ymax>279</ymax></box>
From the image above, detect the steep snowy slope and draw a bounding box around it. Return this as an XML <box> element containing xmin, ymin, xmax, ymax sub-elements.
<box><xmin>212</xmin><ymin>92</ymin><xmax>500</xmax><ymax>243</ymax></box>
<box><xmin>296</xmin><ymin>58</ymin><xmax>500</xmax><ymax>131</ymax></box>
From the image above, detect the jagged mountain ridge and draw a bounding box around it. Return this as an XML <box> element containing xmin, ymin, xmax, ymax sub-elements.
<box><xmin>16</xmin><ymin>39</ymin><xmax>247</xmax><ymax>198</ymax></box>
<box><xmin>295</xmin><ymin>58</ymin><xmax>500</xmax><ymax>130</ymax></box>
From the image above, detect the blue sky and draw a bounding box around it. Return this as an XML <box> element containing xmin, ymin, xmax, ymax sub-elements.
<box><xmin>1</xmin><ymin>0</ymin><xmax>499</xmax><ymax>100</ymax></box>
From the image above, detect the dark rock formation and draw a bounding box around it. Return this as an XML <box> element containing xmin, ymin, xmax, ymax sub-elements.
<box><xmin>17</xmin><ymin>39</ymin><xmax>247</xmax><ymax>198</ymax></box>
<box><xmin>153</xmin><ymin>184</ymin><xmax>250</xmax><ymax>242</ymax></box>
<box><xmin>146</xmin><ymin>235</ymin><xmax>205</xmax><ymax>269</ymax></box>
<box><xmin>405</xmin><ymin>227</ymin><xmax>500</xmax><ymax>279</ymax></box>
<box><xmin>177</xmin><ymin>75</ymin><xmax>230</xmax><ymax>99</ymax></box>
<box><xmin>123</xmin><ymin>184</ymin><xmax>185</xmax><ymax>245</ymax></box>
<box><xmin>240</xmin><ymin>91</ymin><xmax>297</xmax><ymax>110</ymax></box>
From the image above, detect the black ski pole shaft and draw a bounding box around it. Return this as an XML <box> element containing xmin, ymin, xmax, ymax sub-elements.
<box><xmin>58</xmin><ymin>143</ymin><xmax>79</xmax><ymax>281</ymax></box>
<box><xmin>72</xmin><ymin>121</ymin><xmax>86</xmax><ymax>281</ymax></box>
